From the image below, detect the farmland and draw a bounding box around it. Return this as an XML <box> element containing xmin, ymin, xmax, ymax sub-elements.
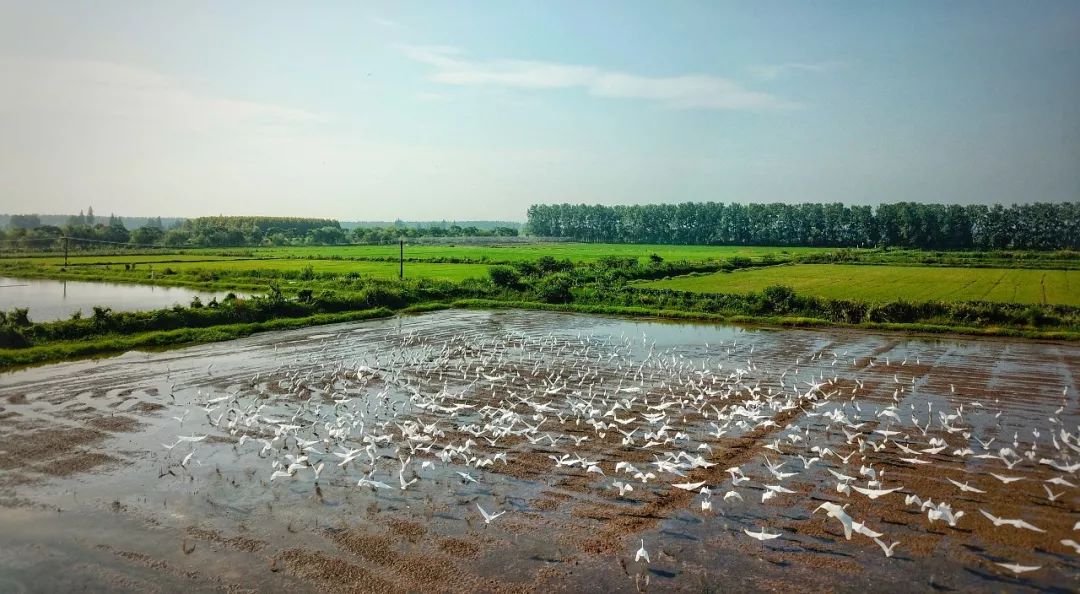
<box><xmin>1</xmin><ymin>242</ymin><xmax>830</xmax><ymax>266</ymax></box>
<box><xmin>1</xmin><ymin>241</ymin><xmax>1079</xmax><ymax>371</ymax></box>
<box><xmin>89</xmin><ymin>258</ymin><xmax>490</xmax><ymax>282</ymax></box>
<box><xmin>191</xmin><ymin>242</ymin><xmax>828</xmax><ymax>263</ymax></box>
<box><xmin>641</xmin><ymin>263</ymin><xmax>1080</xmax><ymax>306</ymax></box>
<box><xmin>0</xmin><ymin>243</ymin><xmax>826</xmax><ymax>289</ymax></box>
<box><xmin>3</xmin><ymin>243</ymin><xmax>1075</xmax><ymax>285</ymax></box>
<box><xmin>2</xmin><ymin>309</ymin><xmax>1077</xmax><ymax>592</ymax></box>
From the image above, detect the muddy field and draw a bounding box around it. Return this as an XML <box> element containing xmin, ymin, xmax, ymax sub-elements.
<box><xmin>0</xmin><ymin>310</ymin><xmax>1077</xmax><ymax>593</ymax></box>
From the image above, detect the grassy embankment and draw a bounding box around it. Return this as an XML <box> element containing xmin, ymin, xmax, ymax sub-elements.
<box><xmin>1</xmin><ymin>244</ymin><xmax>1078</xmax><ymax>368</ymax></box>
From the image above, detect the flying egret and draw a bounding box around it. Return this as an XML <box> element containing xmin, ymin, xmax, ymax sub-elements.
<box><xmin>476</xmin><ymin>503</ymin><xmax>506</xmax><ymax>525</ymax></box>
<box><xmin>872</xmin><ymin>537</ymin><xmax>900</xmax><ymax>558</ymax></box>
<box><xmin>635</xmin><ymin>539</ymin><xmax>650</xmax><ymax>563</ymax></box>
<box><xmin>995</xmin><ymin>562</ymin><xmax>1041</xmax><ymax>575</ymax></box>
<box><xmin>744</xmin><ymin>527</ymin><xmax>781</xmax><ymax>541</ymax></box>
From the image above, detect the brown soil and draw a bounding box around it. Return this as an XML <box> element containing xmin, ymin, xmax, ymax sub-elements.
<box><xmin>39</xmin><ymin>452</ymin><xmax>116</xmax><ymax>476</ymax></box>
<box><xmin>86</xmin><ymin>415</ymin><xmax>143</xmax><ymax>433</ymax></box>
<box><xmin>184</xmin><ymin>526</ymin><xmax>267</xmax><ymax>553</ymax></box>
<box><xmin>438</xmin><ymin>537</ymin><xmax>481</xmax><ymax>558</ymax></box>
<box><xmin>276</xmin><ymin>548</ymin><xmax>401</xmax><ymax>594</ymax></box>
<box><xmin>0</xmin><ymin>427</ymin><xmax>105</xmax><ymax>471</ymax></box>
<box><xmin>129</xmin><ymin>401</ymin><xmax>165</xmax><ymax>413</ymax></box>
<box><xmin>386</xmin><ymin>518</ymin><xmax>427</xmax><ymax>542</ymax></box>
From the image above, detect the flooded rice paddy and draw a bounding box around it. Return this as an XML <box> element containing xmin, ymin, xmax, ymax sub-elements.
<box><xmin>0</xmin><ymin>309</ymin><xmax>1077</xmax><ymax>593</ymax></box>
<box><xmin>0</xmin><ymin>276</ymin><xmax>237</xmax><ymax>322</ymax></box>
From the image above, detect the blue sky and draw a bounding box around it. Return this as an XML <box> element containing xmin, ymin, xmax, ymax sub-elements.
<box><xmin>0</xmin><ymin>1</ymin><xmax>1077</xmax><ymax>221</ymax></box>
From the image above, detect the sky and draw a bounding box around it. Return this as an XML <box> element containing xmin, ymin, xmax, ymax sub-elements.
<box><xmin>0</xmin><ymin>1</ymin><xmax>1077</xmax><ymax>221</ymax></box>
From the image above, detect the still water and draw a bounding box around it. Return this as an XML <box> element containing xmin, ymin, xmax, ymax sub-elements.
<box><xmin>0</xmin><ymin>276</ymin><xmax>237</xmax><ymax>322</ymax></box>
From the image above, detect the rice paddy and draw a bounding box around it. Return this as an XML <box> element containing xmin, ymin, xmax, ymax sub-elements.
<box><xmin>640</xmin><ymin>264</ymin><xmax>1080</xmax><ymax>305</ymax></box>
<box><xmin>2</xmin><ymin>243</ymin><xmax>827</xmax><ymax>267</ymax></box>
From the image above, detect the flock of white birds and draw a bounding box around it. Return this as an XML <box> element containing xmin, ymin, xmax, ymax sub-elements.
<box><xmin>159</xmin><ymin>326</ymin><xmax>1078</xmax><ymax>584</ymax></box>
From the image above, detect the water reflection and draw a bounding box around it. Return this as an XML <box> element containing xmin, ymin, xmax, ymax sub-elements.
<box><xmin>0</xmin><ymin>276</ymin><xmax>238</xmax><ymax>322</ymax></box>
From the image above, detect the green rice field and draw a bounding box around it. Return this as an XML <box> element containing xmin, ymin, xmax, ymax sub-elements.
<box><xmin>3</xmin><ymin>243</ymin><xmax>827</xmax><ymax>266</ymax></box>
<box><xmin>640</xmin><ymin>264</ymin><xmax>1080</xmax><ymax>306</ymax></box>
<box><xmin>200</xmin><ymin>243</ymin><xmax>827</xmax><ymax>263</ymax></box>
<box><xmin>137</xmin><ymin>259</ymin><xmax>490</xmax><ymax>281</ymax></box>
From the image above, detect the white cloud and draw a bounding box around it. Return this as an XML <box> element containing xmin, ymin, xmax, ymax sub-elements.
<box><xmin>0</xmin><ymin>55</ymin><xmax>345</xmax><ymax>216</ymax></box>
<box><xmin>400</xmin><ymin>45</ymin><xmax>798</xmax><ymax>111</ymax></box>
<box><xmin>0</xmin><ymin>56</ymin><xmax>321</xmax><ymax>130</ymax></box>
<box><xmin>370</xmin><ymin>16</ymin><xmax>403</xmax><ymax>30</ymax></box>
<box><xmin>748</xmin><ymin>61</ymin><xmax>842</xmax><ymax>81</ymax></box>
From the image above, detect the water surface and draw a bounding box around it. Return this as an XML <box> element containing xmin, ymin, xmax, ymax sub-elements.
<box><xmin>0</xmin><ymin>276</ymin><xmax>237</xmax><ymax>322</ymax></box>
<box><xmin>0</xmin><ymin>310</ymin><xmax>1076</xmax><ymax>592</ymax></box>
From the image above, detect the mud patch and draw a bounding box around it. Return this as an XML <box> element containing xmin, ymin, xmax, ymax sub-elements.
<box><xmin>129</xmin><ymin>401</ymin><xmax>165</xmax><ymax>414</ymax></box>
<box><xmin>39</xmin><ymin>452</ymin><xmax>116</xmax><ymax>476</ymax></box>
<box><xmin>184</xmin><ymin>526</ymin><xmax>267</xmax><ymax>553</ymax></box>
<box><xmin>86</xmin><ymin>415</ymin><xmax>143</xmax><ymax>433</ymax></box>
<box><xmin>438</xmin><ymin>537</ymin><xmax>480</xmax><ymax>558</ymax></box>
<box><xmin>0</xmin><ymin>427</ymin><xmax>105</xmax><ymax>471</ymax></box>
<box><xmin>276</xmin><ymin>548</ymin><xmax>400</xmax><ymax>594</ymax></box>
<box><xmin>387</xmin><ymin>518</ymin><xmax>427</xmax><ymax>543</ymax></box>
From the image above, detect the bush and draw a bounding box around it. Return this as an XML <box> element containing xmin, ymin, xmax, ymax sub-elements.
<box><xmin>357</xmin><ymin>285</ymin><xmax>407</xmax><ymax>309</ymax></box>
<box><xmin>5</xmin><ymin>308</ymin><xmax>31</xmax><ymax>327</ymax></box>
<box><xmin>488</xmin><ymin>265</ymin><xmax>522</xmax><ymax>289</ymax></box>
<box><xmin>761</xmin><ymin>285</ymin><xmax>797</xmax><ymax>314</ymax></box>
<box><xmin>536</xmin><ymin>256</ymin><xmax>573</xmax><ymax>274</ymax></box>
<box><xmin>534</xmin><ymin>273</ymin><xmax>573</xmax><ymax>304</ymax></box>
<box><xmin>0</xmin><ymin>325</ymin><xmax>28</xmax><ymax>348</ymax></box>
<box><xmin>867</xmin><ymin>300</ymin><xmax>923</xmax><ymax>323</ymax></box>
<box><xmin>597</xmin><ymin>256</ymin><xmax>637</xmax><ymax>270</ymax></box>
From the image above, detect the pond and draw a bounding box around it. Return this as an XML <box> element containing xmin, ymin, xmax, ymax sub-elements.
<box><xmin>0</xmin><ymin>276</ymin><xmax>238</xmax><ymax>322</ymax></box>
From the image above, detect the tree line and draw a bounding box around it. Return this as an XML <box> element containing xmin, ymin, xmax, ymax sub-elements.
<box><xmin>526</xmin><ymin>202</ymin><xmax>1079</xmax><ymax>250</ymax></box>
<box><xmin>1</xmin><ymin>212</ymin><xmax>521</xmax><ymax>251</ymax></box>
<box><xmin>161</xmin><ymin>218</ymin><xmax>517</xmax><ymax>247</ymax></box>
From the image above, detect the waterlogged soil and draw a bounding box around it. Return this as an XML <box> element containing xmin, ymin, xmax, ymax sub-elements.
<box><xmin>0</xmin><ymin>310</ymin><xmax>1077</xmax><ymax>593</ymax></box>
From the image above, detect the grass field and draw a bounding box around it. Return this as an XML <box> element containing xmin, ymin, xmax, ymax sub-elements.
<box><xmin>2</xmin><ymin>243</ymin><xmax>828</xmax><ymax>266</ymax></box>
<box><xmin>99</xmin><ymin>259</ymin><xmax>490</xmax><ymax>281</ymax></box>
<box><xmin>640</xmin><ymin>264</ymin><xmax>1080</xmax><ymax>306</ymax></box>
<box><xmin>201</xmin><ymin>243</ymin><xmax>828</xmax><ymax>262</ymax></box>
<box><xmin>179</xmin><ymin>259</ymin><xmax>487</xmax><ymax>281</ymax></box>
<box><xmin>3</xmin><ymin>244</ymin><xmax>1078</xmax><ymax>306</ymax></box>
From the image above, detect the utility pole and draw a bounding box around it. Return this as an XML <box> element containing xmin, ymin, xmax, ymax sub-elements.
<box><xmin>63</xmin><ymin>236</ymin><xmax>68</xmax><ymax>268</ymax></box>
<box><xmin>399</xmin><ymin>239</ymin><xmax>404</xmax><ymax>280</ymax></box>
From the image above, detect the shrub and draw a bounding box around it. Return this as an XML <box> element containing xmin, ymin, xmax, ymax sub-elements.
<box><xmin>597</xmin><ymin>256</ymin><xmax>637</xmax><ymax>270</ymax></box>
<box><xmin>0</xmin><ymin>325</ymin><xmax>28</xmax><ymax>348</ymax></box>
<box><xmin>535</xmin><ymin>273</ymin><xmax>573</xmax><ymax>304</ymax></box>
<box><xmin>488</xmin><ymin>265</ymin><xmax>522</xmax><ymax>289</ymax></box>
<box><xmin>7</xmin><ymin>308</ymin><xmax>31</xmax><ymax>327</ymax></box>
<box><xmin>536</xmin><ymin>256</ymin><xmax>573</xmax><ymax>274</ymax></box>
<box><xmin>761</xmin><ymin>285</ymin><xmax>797</xmax><ymax>314</ymax></box>
<box><xmin>358</xmin><ymin>285</ymin><xmax>407</xmax><ymax>309</ymax></box>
